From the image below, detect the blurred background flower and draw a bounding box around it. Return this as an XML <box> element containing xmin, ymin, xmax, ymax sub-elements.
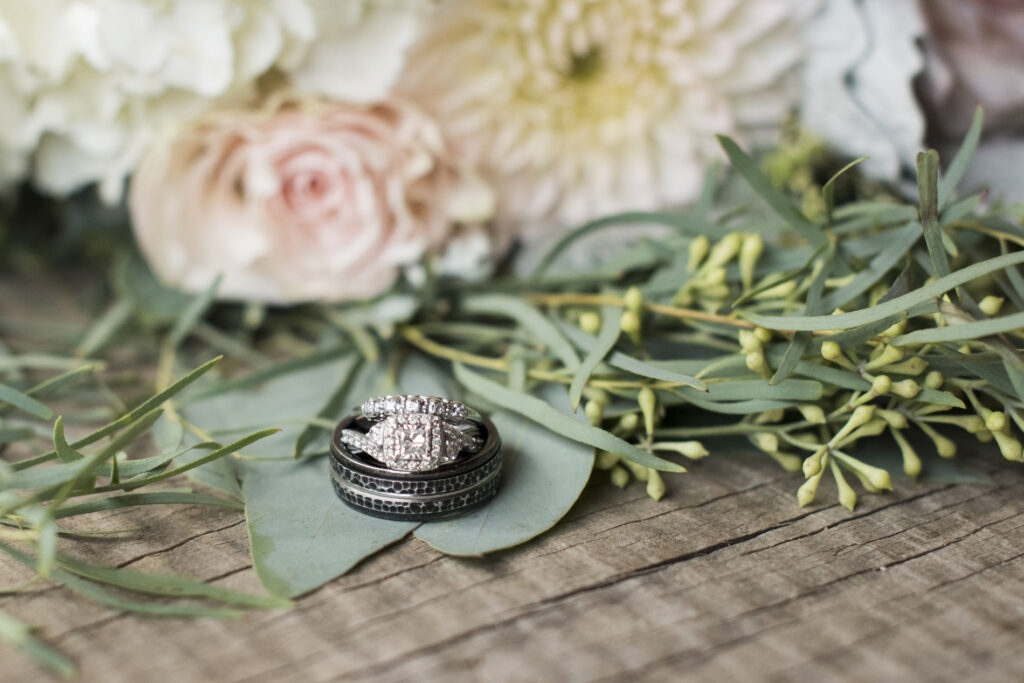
<box><xmin>130</xmin><ymin>99</ymin><xmax>492</xmax><ymax>303</ymax></box>
<box><xmin>400</xmin><ymin>0</ymin><xmax>815</xmax><ymax>242</ymax></box>
<box><xmin>0</xmin><ymin>0</ymin><xmax>421</xmax><ymax>202</ymax></box>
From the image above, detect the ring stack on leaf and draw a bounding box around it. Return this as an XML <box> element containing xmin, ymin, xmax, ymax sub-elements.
<box><xmin>2</xmin><ymin>108</ymin><xmax>1024</xmax><ymax>675</ymax></box>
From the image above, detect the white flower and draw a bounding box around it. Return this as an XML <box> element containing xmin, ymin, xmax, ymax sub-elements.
<box><xmin>399</xmin><ymin>0</ymin><xmax>816</xmax><ymax>242</ymax></box>
<box><xmin>800</xmin><ymin>0</ymin><xmax>927</xmax><ymax>181</ymax></box>
<box><xmin>0</xmin><ymin>0</ymin><xmax>422</xmax><ymax>200</ymax></box>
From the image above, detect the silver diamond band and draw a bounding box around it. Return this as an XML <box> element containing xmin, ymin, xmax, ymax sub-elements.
<box><xmin>342</xmin><ymin>395</ymin><xmax>481</xmax><ymax>472</ymax></box>
<box><xmin>361</xmin><ymin>395</ymin><xmax>469</xmax><ymax>423</ymax></box>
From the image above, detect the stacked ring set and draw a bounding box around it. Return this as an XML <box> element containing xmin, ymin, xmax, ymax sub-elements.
<box><xmin>330</xmin><ymin>395</ymin><xmax>502</xmax><ymax>521</ymax></box>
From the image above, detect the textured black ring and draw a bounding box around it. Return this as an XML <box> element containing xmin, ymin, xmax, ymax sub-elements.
<box><xmin>329</xmin><ymin>411</ymin><xmax>502</xmax><ymax>521</ymax></box>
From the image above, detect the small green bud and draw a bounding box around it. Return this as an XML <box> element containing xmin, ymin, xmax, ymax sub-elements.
<box><xmin>646</xmin><ymin>469</ymin><xmax>667</xmax><ymax>501</ymax></box>
<box><xmin>865</xmin><ymin>345</ymin><xmax>904</xmax><ymax>371</ymax></box>
<box><xmin>654</xmin><ymin>440</ymin><xmax>708</xmax><ymax>459</ymax></box>
<box><xmin>739</xmin><ymin>233</ymin><xmax>763</xmax><ymax>290</ymax></box>
<box><xmin>745</xmin><ymin>351</ymin><xmax>768</xmax><ymax>375</ymax></box>
<box><xmin>881</xmin><ymin>319</ymin><xmax>907</xmax><ymax>337</ymax></box>
<box><xmin>617</xmin><ymin>412</ymin><xmax>640</xmax><ymax>434</ymax></box>
<box><xmin>879</xmin><ymin>357</ymin><xmax>929</xmax><ymax>376</ymax></box>
<box><xmin>623</xmin><ymin>459</ymin><xmax>649</xmax><ymax>481</ymax></box>
<box><xmin>803</xmin><ymin>446</ymin><xmax>827</xmax><ymax>478</ymax></box>
<box><xmin>579</xmin><ymin>311</ymin><xmax>601</xmax><ymax>334</ymax></box>
<box><xmin>769</xmin><ymin>451</ymin><xmax>804</xmax><ymax>472</ymax></box>
<box><xmin>624</xmin><ymin>286</ymin><xmax>644</xmax><ymax>315</ymax></box>
<box><xmin>706</xmin><ymin>232</ymin><xmax>743</xmax><ymax>269</ymax></box>
<box><xmin>797</xmin><ymin>404</ymin><xmax>827</xmax><ymax>424</ymax></box>
<box><xmin>863</xmin><ymin>463</ymin><xmax>893</xmax><ymax>491</ymax></box>
<box><xmin>918</xmin><ymin>421</ymin><xmax>956</xmax><ymax>458</ymax></box>
<box><xmin>891</xmin><ymin>427</ymin><xmax>921</xmax><ymax>478</ymax></box>
<box><xmin>595</xmin><ymin>450</ymin><xmax>620</xmax><ymax>470</ymax></box>
<box><xmin>797</xmin><ymin>468</ymin><xmax>824</xmax><ymax>507</ymax></box>
<box><xmin>755</xmin><ymin>408</ymin><xmax>785</xmax><ymax>424</ymax></box>
<box><xmin>977</xmin><ymin>429</ymin><xmax>994</xmax><ymax>443</ymax></box>
<box><xmin>979</xmin><ymin>295</ymin><xmax>1004</xmax><ymax>316</ymax></box>
<box><xmin>871</xmin><ymin>375</ymin><xmax>892</xmax><ymax>396</ymax></box>
<box><xmin>831</xmin><ymin>460</ymin><xmax>857</xmax><ymax>511</ymax></box>
<box><xmin>821</xmin><ymin>341</ymin><xmax>842</xmax><ymax>361</ymax></box>
<box><xmin>754</xmin><ymin>280</ymin><xmax>797</xmax><ymax>299</ymax></box>
<box><xmin>924</xmin><ymin>371</ymin><xmax>944</xmax><ymax>390</ymax></box>
<box><xmin>687</xmin><ymin>235</ymin><xmax>710</xmax><ymax>272</ymax></box>
<box><xmin>850</xmin><ymin>405</ymin><xmax>876</xmax><ymax>430</ymax></box>
<box><xmin>702</xmin><ymin>267</ymin><xmax>727</xmax><ymax>286</ymax></box>
<box><xmin>993</xmin><ymin>431</ymin><xmax>1023</xmax><ymax>462</ymax></box>
<box><xmin>584</xmin><ymin>400</ymin><xmax>604</xmax><ymax>426</ymax></box>
<box><xmin>891</xmin><ymin>379</ymin><xmax>921</xmax><ymax>399</ymax></box>
<box><xmin>876</xmin><ymin>408</ymin><xmax>908</xmax><ymax>429</ymax></box>
<box><xmin>638</xmin><ymin>386</ymin><xmax>657</xmax><ymax>437</ymax></box>
<box><xmin>610</xmin><ymin>465</ymin><xmax>630</xmax><ymax>488</ymax></box>
<box><xmin>985</xmin><ymin>411</ymin><xmax>1008</xmax><ymax>433</ymax></box>
<box><xmin>618</xmin><ymin>309</ymin><xmax>643</xmax><ymax>344</ymax></box>
<box><xmin>754</xmin><ymin>327</ymin><xmax>772</xmax><ymax>343</ymax></box>
<box><xmin>738</xmin><ymin>329</ymin><xmax>761</xmax><ymax>353</ymax></box>
<box><xmin>752</xmin><ymin>432</ymin><xmax>780</xmax><ymax>453</ymax></box>
<box><xmin>699</xmin><ymin>283</ymin><xmax>730</xmax><ymax>299</ymax></box>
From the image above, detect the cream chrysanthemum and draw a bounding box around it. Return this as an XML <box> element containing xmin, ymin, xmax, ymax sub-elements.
<box><xmin>401</xmin><ymin>0</ymin><xmax>815</xmax><ymax>240</ymax></box>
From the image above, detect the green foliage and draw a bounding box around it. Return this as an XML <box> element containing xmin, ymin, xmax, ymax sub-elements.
<box><xmin>2</xmin><ymin>107</ymin><xmax>1023</xmax><ymax>674</ymax></box>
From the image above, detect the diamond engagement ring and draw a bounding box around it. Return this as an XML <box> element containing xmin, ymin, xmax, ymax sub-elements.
<box><xmin>340</xmin><ymin>395</ymin><xmax>482</xmax><ymax>472</ymax></box>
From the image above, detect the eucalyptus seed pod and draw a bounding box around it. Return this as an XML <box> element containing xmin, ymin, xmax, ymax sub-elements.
<box><xmin>705</xmin><ymin>232</ymin><xmax>743</xmax><ymax>269</ymax></box>
<box><xmin>620</xmin><ymin>310</ymin><xmax>642</xmax><ymax>345</ymax></box>
<box><xmin>739</xmin><ymin>233</ymin><xmax>763</xmax><ymax>290</ymax></box>
<box><xmin>624</xmin><ymin>286</ymin><xmax>644</xmax><ymax>315</ymax></box>
<box><xmin>638</xmin><ymin>386</ymin><xmax>657</xmax><ymax>437</ymax></box>
<box><xmin>831</xmin><ymin>460</ymin><xmax>857</xmax><ymax>511</ymax></box>
<box><xmin>610</xmin><ymin>465</ymin><xmax>630</xmax><ymax>488</ymax></box>
<box><xmin>687</xmin><ymin>235</ymin><xmax>710</xmax><ymax>272</ymax></box>
<box><xmin>595</xmin><ymin>450</ymin><xmax>620</xmax><ymax>470</ymax></box>
<box><xmin>584</xmin><ymin>400</ymin><xmax>604</xmax><ymax>426</ymax></box>
<box><xmin>579</xmin><ymin>311</ymin><xmax>601</xmax><ymax>334</ymax></box>
<box><xmin>979</xmin><ymin>295</ymin><xmax>1004</xmax><ymax>316</ymax></box>
<box><xmin>646</xmin><ymin>469</ymin><xmax>667</xmax><ymax>501</ymax></box>
<box><xmin>623</xmin><ymin>459</ymin><xmax>649</xmax><ymax>481</ymax></box>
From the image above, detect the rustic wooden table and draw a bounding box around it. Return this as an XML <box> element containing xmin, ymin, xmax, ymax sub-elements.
<box><xmin>3</xmin><ymin>449</ymin><xmax>1024</xmax><ymax>682</ymax></box>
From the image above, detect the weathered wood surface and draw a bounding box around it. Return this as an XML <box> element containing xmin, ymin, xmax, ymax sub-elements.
<box><xmin>3</xmin><ymin>451</ymin><xmax>1024</xmax><ymax>683</ymax></box>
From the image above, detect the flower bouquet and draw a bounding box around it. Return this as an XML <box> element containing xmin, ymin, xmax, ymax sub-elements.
<box><xmin>1</xmin><ymin>1</ymin><xmax>1023</xmax><ymax>676</ymax></box>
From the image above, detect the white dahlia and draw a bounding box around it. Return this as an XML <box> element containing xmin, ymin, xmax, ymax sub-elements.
<box><xmin>0</xmin><ymin>0</ymin><xmax>422</xmax><ymax>200</ymax></box>
<box><xmin>400</xmin><ymin>0</ymin><xmax>816</xmax><ymax>240</ymax></box>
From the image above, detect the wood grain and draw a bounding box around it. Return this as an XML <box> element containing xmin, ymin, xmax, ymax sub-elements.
<box><xmin>3</xmin><ymin>451</ymin><xmax>1024</xmax><ymax>683</ymax></box>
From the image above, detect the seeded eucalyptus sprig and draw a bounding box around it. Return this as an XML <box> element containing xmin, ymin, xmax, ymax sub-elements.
<box><xmin>2</xmin><ymin>107</ymin><xmax>1023</xmax><ymax>677</ymax></box>
<box><xmin>400</xmin><ymin>107</ymin><xmax>1024</xmax><ymax>509</ymax></box>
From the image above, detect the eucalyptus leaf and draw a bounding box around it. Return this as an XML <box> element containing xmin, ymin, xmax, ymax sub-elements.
<box><xmin>0</xmin><ymin>608</ymin><xmax>74</xmax><ymax>678</ymax></box>
<box><xmin>0</xmin><ymin>383</ymin><xmax>53</xmax><ymax>421</ymax></box>
<box><xmin>745</xmin><ymin>251</ymin><xmax>1024</xmax><ymax>331</ymax></box>
<box><xmin>415</xmin><ymin>387</ymin><xmax>595</xmax><ymax>556</ymax></box>
<box><xmin>462</xmin><ymin>294</ymin><xmax>580</xmax><ymax>370</ymax></box>
<box><xmin>938</xmin><ymin>106</ymin><xmax>984</xmax><ymax>209</ymax></box>
<box><xmin>893</xmin><ymin>311</ymin><xmax>1024</xmax><ymax>346</ymax></box>
<box><xmin>243</xmin><ymin>458</ymin><xmax>416</xmax><ymax>598</ymax></box>
<box><xmin>455</xmin><ymin>364</ymin><xmax>683</xmax><ymax>472</ymax></box>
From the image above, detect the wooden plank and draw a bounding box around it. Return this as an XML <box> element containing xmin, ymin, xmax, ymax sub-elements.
<box><xmin>2</xmin><ymin>453</ymin><xmax>1023</xmax><ymax>682</ymax></box>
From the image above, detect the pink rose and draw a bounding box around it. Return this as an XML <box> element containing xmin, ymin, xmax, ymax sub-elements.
<box><xmin>919</xmin><ymin>0</ymin><xmax>1024</xmax><ymax>137</ymax></box>
<box><xmin>129</xmin><ymin>99</ymin><xmax>493</xmax><ymax>303</ymax></box>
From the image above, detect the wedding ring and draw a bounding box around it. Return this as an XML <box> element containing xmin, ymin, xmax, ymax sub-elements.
<box><xmin>330</xmin><ymin>405</ymin><xmax>502</xmax><ymax>521</ymax></box>
<box><xmin>341</xmin><ymin>394</ymin><xmax>481</xmax><ymax>472</ymax></box>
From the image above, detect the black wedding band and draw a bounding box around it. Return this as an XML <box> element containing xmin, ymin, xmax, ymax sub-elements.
<box><xmin>329</xmin><ymin>411</ymin><xmax>502</xmax><ymax>521</ymax></box>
